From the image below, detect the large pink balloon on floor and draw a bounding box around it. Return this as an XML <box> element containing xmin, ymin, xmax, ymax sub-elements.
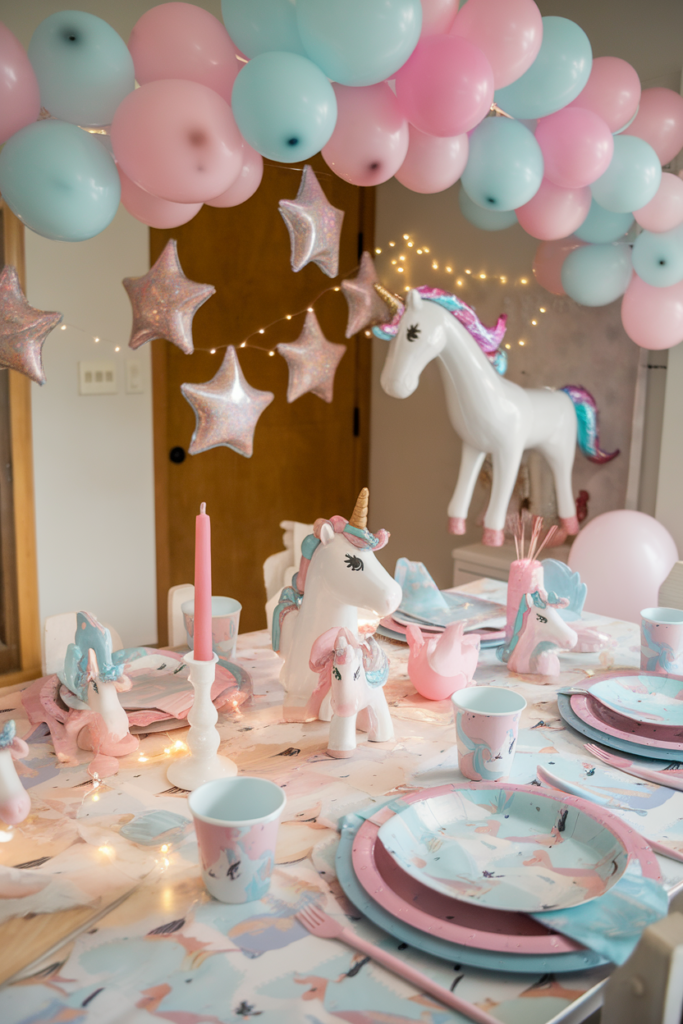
<box><xmin>420</xmin><ymin>0</ymin><xmax>459</xmax><ymax>36</ymax></box>
<box><xmin>111</xmin><ymin>80</ymin><xmax>243</xmax><ymax>203</ymax></box>
<box><xmin>449</xmin><ymin>0</ymin><xmax>543</xmax><ymax>90</ymax></box>
<box><xmin>634</xmin><ymin>173</ymin><xmax>683</xmax><ymax>233</ymax></box>
<box><xmin>129</xmin><ymin>3</ymin><xmax>241</xmax><ymax>104</ymax></box>
<box><xmin>322</xmin><ymin>82</ymin><xmax>408</xmax><ymax>186</ymax></box>
<box><xmin>532</xmin><ymin>236</ymin><xmax>585</xmax><ymax>294</ymax></box>
<box><xmin>395</xmin><ymin>35</ymin><xmax>493</xmax><ymax>137</ymax></box>
<box><xmin>0</xmin><ymin>25</ymin><xmax>40</xmax><ymax>146</ymax></box>
<box><xmin>621</xmin><ymin>273</ymin><xmax>683</xmax><ymax>350</ymax></box>
<box><xmin>568</xmin><ymin>56</ymin><xmax>641</xmax><ymax>134</ymax></box>
<box><xmin>207</xmin><ymin>142</ymin><xmax>263</xmax><ymax>207</ymax></box>
<box><xmin>516</xmin><ymin>179</ymin><xmax>591</xmax><ymax>241</ymax></box>
<box><xmin>569</xmin><ymin>511</ymin><xmax>678</xmax><ymax>624</ymax></box>
<box><xmin>395</xmin><ymin>125</ymin><xmax>468</xmax><ymax>193</ymax></box>
<box><xmin>119</xmin><ymin>167</ymin><xmax>202</xmax><ymax>228</ymax></box>
<box><xmin>536</xmin><ymin>108</ymin><xmax>613</xmax><ymax>189</ymax></box>
<box><xmin>623</xmin><ymin>88</ymin><xmax>683</xmax><ymax>166</ymax></box>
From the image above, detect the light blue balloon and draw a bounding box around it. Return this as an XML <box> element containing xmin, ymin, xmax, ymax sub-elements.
<box><xmin>221</xmin><ymin>0</ymin><xmax>306</xmax><ymax>58</ymax></box>
<box><xmin>561</xmin><ymin>243</ymin><xmax>633</xmax><ymax>306</ymax></box>
<box><xmin>458</xmin><ymin>187</ymin><xmax>518</xmax><ymax>231</ymax></box>
<box><xmin>297</xmin><ymin>0</ymin><xmax>422</xmax><ymax>87</ymax></box>
<box><xmin>632</xmin><ymin>224</ymin><xmax>683</xmax><ymax>287</ymax></box>
<box><xmin>494</xmin><ymin>17</ymin><xmax>592</xmax><ymax>120</ymax></box>
<box><xmin>591</xmin><ymin>135</ymin><xmax>662</xmax><ymax>213</ymax></box>
<box><xmin>232</xmin><ymin>52</ymin><xmax>337</xmax><ymax>163</ymax></box>
<box><xmin>28</xmin><ymin>11</ymin><xmax>133</xmax><ymax>127</ymax></box>
<box><xmin>575</xmin><ymin>199</ymin><xmax>633</xmax><ymax>243</ymax></box>
<box><xmin>461</xmin><ymin>119</ymin><xmax>544</xmax><ymax>212</ymax></box>
<box><xmin>0</xmin><ymin>120</ymin><xmax>120</xmax><ymax>242</ymax></box>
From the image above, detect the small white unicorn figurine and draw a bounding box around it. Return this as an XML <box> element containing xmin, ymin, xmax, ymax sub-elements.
<box><xmin>502</xmin><ymin>591</ymin><xmax>578</xmax><ymax>677</ymax></box>
<box><xmin>374</xmin><ymin>286</ymin><xmax>618</xmax><ymax>547</ymax></box>
<box><xmin>309</xmin><ymin>627</ymin><xmax>394</xmax><ymax>758</ymax></box>
<box><xmin>272</xmin><ymin>489</ymin><xmax>402</xmax><ymax>722</ymax></box>
<box><xmin>0</xmin><ymin>720</ymin><xmax>30</xmax><ymax>825</ymax></box>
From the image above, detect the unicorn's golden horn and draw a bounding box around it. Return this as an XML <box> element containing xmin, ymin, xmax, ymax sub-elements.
<box><xmin>374</xmin><ymin>283</ymin><xmax>402</xmax><ymax>316</ymax></box>
<box><xmin>349</xmin><ymin>488</ymin><xmax>369</xmax><ymax>531</ymax></box>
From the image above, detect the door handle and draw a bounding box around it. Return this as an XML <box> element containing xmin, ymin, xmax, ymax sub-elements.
<box><xmin>169</xmin><ymin>447</ymin><xmax>186</xmax><ymax>464</ymax></box>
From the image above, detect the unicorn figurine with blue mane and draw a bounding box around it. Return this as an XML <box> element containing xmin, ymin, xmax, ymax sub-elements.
<box><xmin>374</xmin><ymin>285</ymin><xmax>618</xmax><ymax>547</ymax></box>
<box><xmin>502</xmin><ymin>591</ymin><xmax>578</xmax><ymax>677</ymax></box>
<box><xmin>0</xmin><ymin>720</ymin><xmax>30</xmax><ymax>825</ymax></box>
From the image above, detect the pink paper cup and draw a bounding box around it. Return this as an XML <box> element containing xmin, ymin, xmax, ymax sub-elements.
<box><xmin>451</xmin><ymin>686</ymin><xmax>527</xmax><ymax>782</ymax></box>
<box><xmin>640</xmin><ymin>607</ymin><xmax>683</xmax><ymax>674</ymax></box>
<box><xmin>188</xmin><ymin>776</ymin><xmax>286</xmax><ymax>903</ymax></box>
<box><xmin>183</xmin><ymin>596</ymin><xmax>241</xmax><ymax>660</ymax></box>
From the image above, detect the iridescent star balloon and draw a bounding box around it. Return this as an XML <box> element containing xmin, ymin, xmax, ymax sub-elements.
<box><xmin>278</xmin><ymin>164</ymin><xmax>344</xmax><ymax>278</ymax></box>
<box><xmin>181</xmin><ymin>346</ymin><xmax>274</xmax><ymax>457</ymax></box>
<box><xmin>0</xmin><ymin>265</ymin><xmax>62</xmax><ymax>385</ymax></box>
<box><xmin>276</xmin><ymin>310</ymin><xmax>346</xmax><ymax>403</ymax></box>
<box><xmin>123</xmin><ymin>239</ymin><xmax>215</xmax><ymax>354</ymax></box>
<box><xmin>341</xmin><ymin>251</ymin><xmax>394</xmax><ymax>338</ymax></box>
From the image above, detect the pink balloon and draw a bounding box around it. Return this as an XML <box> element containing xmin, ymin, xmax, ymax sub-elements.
<box><xmin>634</xmin><ymin>172</ymin><xmax>683</xmax><ymax>233</ymax></box>
<box><xmin>129</xmin><ymin>3</ymin><xmax>240</xmax><ymax>104</ymax></box>
<box><xmin>568</xmin><ymin>510</ymin><xmax>678</xmax><ymax>624</ymax></box>
<box><xmin>394</xmin><ymin>35</ymin><xmax>493</xmax><ymax>138</ymax></box>
<box><xmin>621</xmin><ymin>273</ymin><xmax>683</xmax><ymax>350</ymax></box>
<box><xmin>322</xmin><ymin>83</ymin><xmax>408</xmax><ymax>187</ymax></box>
<box><xmin>568</xmin><ymin>57</ymin><xmax>641</xmax><ymax>134</ymax></box>
<box><xmin>420</xmin><ymin>0</ymin><xmax>459</xmax><ymax>36</ymax></box>
<box><xmin>118</xmin><ymin>167</ymin><xmax>202</xmax><ymax>228</ymax></box>
<box><xmin>532</xmin><ymin>237</ymin><xmax>585</xmax><ymax>295</ymax></box>
<box><xmin>516</xmin><ymin>179</ymin><xmax>591</xmax><ymax>241</ymax></box>
<box><xmin>111</xmin><ymin>80</ymin><xmax>243</xmax><ymax>204</ymax></box>
<box><xmin>535</xmin><ymin>108</ymin><xmax>613</xmax><ymax>190</ymax></box>
<box><xmin>623</xmin><ymin>87</ymin><xmax>683</xmax><ymax>167</ymax></box>
<box><xmin>450</xmin><ymin>0</ymin><xmax>543</xmax><ymax>90</ymax></box>
<box><xmin>207</xmin><ymin>142</ymin><xmax>263</xmax><ymax>207</ymax></box>
<box><xmin>395</xmin><ymin>125</ymin><xmax>468</xmax><ymax>193</ymax></box>
<box><xmin>0</xmin><ymin>25</ymin><xmax>40</xmax><ymax>146</ymax></box>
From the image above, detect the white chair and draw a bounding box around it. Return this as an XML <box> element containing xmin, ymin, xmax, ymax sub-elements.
<box><xmin>42</xmin><ymin>612</ymin><xmax>123</xmax><ymax>677</ymax></box>
<box><xmin>264</xmin><ymin>520</ymin><xmax>313</xmax><ymax>632</ymax></box>
<box><xmin>167</xmin><ymin>584</ymin><xmax>195</xmax><ymax>648</ymax></box>
<box><xmin>658</xmin><ymin>562</ymin><xmax>683</xmax><ymax>611</ymax></box>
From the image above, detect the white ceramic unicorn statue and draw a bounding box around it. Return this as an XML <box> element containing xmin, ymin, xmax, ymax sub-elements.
<box><xmin>0</xmin><ymin>720</ymin><xmax>30</xmax><ymax>825</ymax></box>
<box><xmin>309</xmin><ymin>626</ymin><xmax>394</xmax><ymax>757</ymax></box>
<box><xmin>374</xmin><ymin>285</ymin><xmax>618</xmax><ymax>547</ymax></box>
<box><xmin>272</xmin><ymin>488</ymin><xmax>402</xmax><ymax>722</ymax></box>
<box><xmin>501</xmin><ymin>591</ymin><xmax>578</xmax><ymax>677</ymax></box>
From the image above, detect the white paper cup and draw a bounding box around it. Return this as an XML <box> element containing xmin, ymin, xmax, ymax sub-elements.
<box><xmin>183</xmin><ymin>596</ymin><xmax>241</xmax><ymax>660</ymax></box>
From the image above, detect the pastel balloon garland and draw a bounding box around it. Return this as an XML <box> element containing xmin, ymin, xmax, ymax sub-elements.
<box><xmin>1</xmin><ymin>1</ymin><xmax>683</xmax><ymax>350</ymax></box>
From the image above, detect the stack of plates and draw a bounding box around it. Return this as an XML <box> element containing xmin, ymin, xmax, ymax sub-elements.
<box><xmin>378</xmin><ymin>592</ymin><xmax>505</xmax><ymax>649</ymax></box>
<box><xmin>557</xmin><ymin>670</ymin><xmax>683</xmax><ymax>762</ymax></box>
<box><xmin>336</xmin><ymin>781</ymin><xmax>660</xmax><ymax>974</ymax></box>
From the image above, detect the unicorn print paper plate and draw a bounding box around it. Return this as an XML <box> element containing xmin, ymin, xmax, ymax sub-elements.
<box><xmin>590</xmin><ymin>672</ymin><xmax>683</xmax><ymax>727</ymax></box>
<box><xmin>377</xmin><ymin>784</ymin><xmax>630</xmax><ymax>914</ymax></box>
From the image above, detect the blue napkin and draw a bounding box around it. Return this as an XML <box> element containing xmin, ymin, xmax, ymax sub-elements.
<box><xmin>394</xmin><ymin>558</ymin><xmax>449</xmax><ymax>617</ymax></box>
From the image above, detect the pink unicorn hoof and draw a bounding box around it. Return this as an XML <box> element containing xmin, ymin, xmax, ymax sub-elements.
<box><xmin>482</xmin><ymin>528</ymin><xmax>505</xmax><ymax>547</ymax></box>
<box><xmin>449</xmin><ymin>517</ymin><xmax>467</xmax><ymax>536</ymax></box>
<box><xmin>560</xmin><ymin>516</ymin><xmax>580</xmax><ymax>536</ymax></box>
<box><xmin>0</xmin><ymin>792</ymin><xmax>30</xmax><ymax>826</ymax></box>
<box><xmin>327</xmin><ymin>748</ymin><xmax>355</xmax><ymax>759</ymax></box>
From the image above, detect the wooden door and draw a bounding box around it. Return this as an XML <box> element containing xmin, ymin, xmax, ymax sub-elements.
<box><xmin>151</xmin><ymin>157</ymin><xmax>374</xmax><ymax>640</ymax></box>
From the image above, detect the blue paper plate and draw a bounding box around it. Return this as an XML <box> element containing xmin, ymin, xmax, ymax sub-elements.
<box><xmin>557</xmin><ymin>692</ymin><xmax>683</xmax><ymax>762</ymax></box>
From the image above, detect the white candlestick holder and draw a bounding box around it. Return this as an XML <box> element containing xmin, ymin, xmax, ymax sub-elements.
<box><xmin>167</xmin><ymin>652</ymin><xmax>237</xmax><ymax>791</ymax></box>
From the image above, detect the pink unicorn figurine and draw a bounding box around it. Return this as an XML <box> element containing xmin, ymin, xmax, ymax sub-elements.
<box><xmin>0</xmin><ymin>720</ymin><xmax>30</xmax><ymax>825</ymax></box>
<box><xmin>502</xmin><ymin>591</ymin><xmax>577</xmax><ymax>677</ymax></box>
<box><xmin>309</xmin><ymin>627</ymin><xmax>394</xmax><ymax>758</ymax></box>
<box><xmin>405</xmin><ymin>622</ymin><xmax>480</xmax><ymax>701</ymax></box>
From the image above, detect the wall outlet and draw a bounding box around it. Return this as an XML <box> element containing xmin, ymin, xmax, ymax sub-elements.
<box><xmin>125</xmin><ymin>360</ymin><xmax>144</xmax><ymax>394</ymax></box>
<box><xmin>79</xmin><ymin>361</ymin><xmax>117</xmax><ymax>395</ymax></box>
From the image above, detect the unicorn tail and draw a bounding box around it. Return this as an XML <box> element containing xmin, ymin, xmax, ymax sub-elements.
<box><xmin>561</xmin><ymin>385</ymin><xmax>619</xmax><ymax>464</ymax></box>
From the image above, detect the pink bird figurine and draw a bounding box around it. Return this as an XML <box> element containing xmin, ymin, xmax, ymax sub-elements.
<box><xmin>406</xmin><ymin>622</ymin><xmax>480</xmax><ymax>701</ymax></box>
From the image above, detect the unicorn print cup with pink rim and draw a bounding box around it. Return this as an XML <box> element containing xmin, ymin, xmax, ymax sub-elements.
<box><xmin>183</xmin><ymin>596</ymin><xmax>242</xmax><ymax>661</ymax></box>
<box><xmin>188</xmin><ymin>776</ymin><xmax>286</xmax><ymax>903</ymax></box>
<box><xmin>451</xmin><ymin>687</ymin><xmax>527</xmax><ymax>782</ymax></box>
<box><xmin>640</xmin><ymin>607</ymin><xmax>683</xmax><ymax>674</ymax></box>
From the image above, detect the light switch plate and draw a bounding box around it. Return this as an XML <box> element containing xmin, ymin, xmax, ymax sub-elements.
<box><xmin>125</xmin><ymin>360</ymin><xmax>144</xmax><ymax>394</ymax></box>
<box><xmin>78</xmin><ymin>361</ymin><xmax>117</xmax><ymax>395</ymax></box>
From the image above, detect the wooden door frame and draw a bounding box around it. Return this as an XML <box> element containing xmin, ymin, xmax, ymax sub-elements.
<box><xmin>0</xmin><ymin>201</ymin><xmax>42</xmax><ymax>685</ymax></box>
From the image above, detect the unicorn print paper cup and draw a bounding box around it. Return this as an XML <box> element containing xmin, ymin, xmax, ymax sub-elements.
<box><xmin>640</xmin><ymin>607</ymin><xmax>683</xmax><ymax>673</ymax></box>
<box><xmin>183</xmin><ymin>596</ymin><xmax>241</xmax><ymax>660</ymax></box>
<box><xmin>188</xmin><ymin>777</ymin><xmax>286</xmax><ymax>903</ymax></box>
<box><xmin>451</xmin><ymin>687</ymin><xmax>527</xmax><ymax>782</ymax></box>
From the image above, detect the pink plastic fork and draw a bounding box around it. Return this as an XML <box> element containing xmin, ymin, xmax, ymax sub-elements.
<box><xmin>584</xmin><ymin>743</ymin><xmax>683</xmax><ymax>793</ymax></box>
<box><xmin>295</xmin><ymin>903</ymin><xmax>501</xmax><ymax>1024</ymax></box>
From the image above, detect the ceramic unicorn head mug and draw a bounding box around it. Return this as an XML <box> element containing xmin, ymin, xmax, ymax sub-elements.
<box><xmin>502</xmin><ymin>591</ymin><xmax>577</xmax><ymax>677</ymax></box>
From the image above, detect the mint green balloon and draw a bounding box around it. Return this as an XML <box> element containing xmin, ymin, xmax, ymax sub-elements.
<box><xmin>0</xmin><ymin>120</ymin><xmax>120</xmax><ymax>241</ymax></box>
<box><xmin>28</xmin><ymin>11</ymin><xmax>133</xmax><ymax>127</ymax></box>
<box><xmin>561</xmin><ymin>243</ymin><xmax>633</xmax><ymax>306</ymax></box>
<box><xmin>221</xmin><ymin>0</ymin><xmax>306</xmax><ymax>58</ymax></box>
<box><xmin>232</xmin><ymin>52</ymin><xmax>337</xmax><ymax>162</ymax></box>
<box><xmin>461</xmin><ymin>119</ymin><xmax>543</xmax><ymax>212</ymax></box>
<box><xmin>632</xmin><ymin>225</ymin><xmax>683</xmax><ymax>287</ymax></box>
<box><xmin>575</xmin><ymin>199</ymin><xmax>633</xmax><ymax>243</ymax></box>
<box><xmin>459</xmin><ymin>187</ymin><xmax>517</xmax><ymax>231</ymax></box>
<box><xmin>495</xmin><ymin>17</ymin><xmax>592</xmax><ymax>120</ymax></box>
<box><xmin>591</xmin><ymin>135</ymin><xmax>662</xmax><ymax>214</ymax></box>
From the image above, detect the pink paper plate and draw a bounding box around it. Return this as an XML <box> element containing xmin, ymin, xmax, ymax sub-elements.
<box><xmin>571</xmin><ymin>671</ymin><xmax>683</xmax><ymax>751</ymax></box>
<box><xmin>351</xmin><ymin>782</ymin><xmax>661</xmax><ymax>956</ymax></box>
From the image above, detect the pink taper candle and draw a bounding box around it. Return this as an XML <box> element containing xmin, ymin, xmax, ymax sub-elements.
<box><xmin>194</xmin><ymin>502</ymin><xmax>213</xmax><ymax>661</ymax></box>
